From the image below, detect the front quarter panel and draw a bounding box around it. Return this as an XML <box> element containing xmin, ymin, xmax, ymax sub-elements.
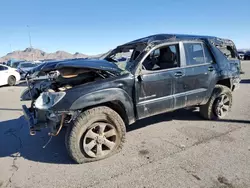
<box><xmin>51</xmin><ymin>74</ymin><xmax>136</xmax><ymax>124</ymax></box>
<box><xmin>70</xmin><ymin>88</ymin><xmax>135</xmax><ymax>123</ymax></box>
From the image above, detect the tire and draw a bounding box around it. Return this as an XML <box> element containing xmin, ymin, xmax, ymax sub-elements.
<box><xmin>65</xmin><ymin>106</ymin><xmax>126</xmax><ymax>164</ymax></box>
<box><xmin>200</xmin><ymin>85</ymin><xmax>232</xmax><ymax>120</ymax></box>
<box><xmin>8</xmin><ymin>76</ymin><xmax>16</xmax><ymax>86</ymax></box>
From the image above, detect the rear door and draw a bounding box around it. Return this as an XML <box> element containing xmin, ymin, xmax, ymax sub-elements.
<box><xmin>178</xmin><ymin>42</ymin><xmax>217</xmax><ymax>107</ymax></box>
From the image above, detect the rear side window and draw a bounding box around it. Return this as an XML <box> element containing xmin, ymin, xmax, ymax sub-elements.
<box><xmin>184</xmin><ymin>43</ymin><xmax>205</xmax><ymax>66</ymax></box>
<box><xmin>0</xmin><ymin>65</ymin><xmax>8</xmax><ymax>71</ymax></box>
<box><xmin>218</xmin><ymin>46</ymin><xmax>237</xmax><ymax>59</ymax></box>
<box><xmin>203</xmin><ymin>44</ymin><xmax>215</xmax><ymax>63</ymax></box>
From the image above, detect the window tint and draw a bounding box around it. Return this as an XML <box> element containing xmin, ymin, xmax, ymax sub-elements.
<box><xmin>203</xmin><ymin>45</ymin><xmax>215</xmax><ymax>63</ymax></box>
<box><xmin>184</xmin><ymin>43</ymin><xmax>205</xmax><ymax>66</ymax></box>
<box><xmin>0</xmin><ymin>65</ymin><xmax>7</xmax><ymax>71</ymax></box>
<box><xmin>142</xmin><ymin>44</ymin><xmax>179</xmax><ymax>71</ymax></box>
<box><xmin>169</xmin><ymin>46</ymin><xmax>176</xmax><ymax>53</ymax></box>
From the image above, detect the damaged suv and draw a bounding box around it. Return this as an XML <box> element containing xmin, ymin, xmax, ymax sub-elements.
<box><xmin>21</xmin><ymin>34</ymin><xmax>241</xmax><ymax>163</ymax></box>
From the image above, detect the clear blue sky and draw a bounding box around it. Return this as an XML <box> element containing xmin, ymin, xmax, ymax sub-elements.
<box><xmin>0</xmin><ymin>0</ymin><xmax>249</xmax><ymax>56</ymax></box>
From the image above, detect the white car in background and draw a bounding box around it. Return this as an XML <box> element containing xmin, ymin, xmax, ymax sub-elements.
<box><xmin>0</xmin><ymin>64</ymin><xmax>21</xmax><ymax>86</ymax></box>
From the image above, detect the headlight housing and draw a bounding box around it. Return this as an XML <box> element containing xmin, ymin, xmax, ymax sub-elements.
<box><xmin>35</xmin><ymin>92</ymin><xmax>66</xmax><ymax>110</ymax></box>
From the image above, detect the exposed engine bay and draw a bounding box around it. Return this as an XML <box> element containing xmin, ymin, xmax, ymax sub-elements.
<box><xmin>22</xmin><ymin>68</ymin><xmax>110</xmax><ymax>100</ymax></box>
<box><xmin>21</xmin><ymin>67</ymin><xmax>115</xmax><ymax>136</ymax></box>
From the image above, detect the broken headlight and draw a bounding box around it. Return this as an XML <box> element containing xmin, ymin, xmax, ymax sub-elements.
<box><xmin>35</xmin><ymin>92</ymin><xmax>66</xmax><ymax>110</ymax></box>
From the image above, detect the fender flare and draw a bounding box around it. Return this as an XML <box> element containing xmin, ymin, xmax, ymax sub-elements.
<box><xmin>70</xmin><ymin>88</ymin><xmax>135</xmax><ymax>124</ymax></box>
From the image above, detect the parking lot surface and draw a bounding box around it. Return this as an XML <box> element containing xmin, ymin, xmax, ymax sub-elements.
<box><xmin>0</xmin><ymin>61</ymin><xmax>250</xmax><ymax>188</ymax></box>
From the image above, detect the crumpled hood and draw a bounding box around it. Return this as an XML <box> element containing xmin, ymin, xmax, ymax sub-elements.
<box><xmin>28</xmin><ymin>58</ymin><xmax>122</xmax><ymax>77</ymax></box>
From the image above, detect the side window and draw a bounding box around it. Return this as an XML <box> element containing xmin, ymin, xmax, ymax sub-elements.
<box><xmin>0</xmin><ymin>65</ymin><xmax>7</xmax><ymax>71</ymax></box>
<box><xmin>218</xmin><ymin>46</ymin><xmax>237</xmax><ymax>59</ymax></box>
<box><xmin>203</xmin><ymin>44</ymin><xmax>215</xmax><ymax>63</ymax></box>
<box><xmin>142</xmin><ymin>44</ymin><xmax>180</xmax><ymax>71</ymax></box>
<box><xmin>184</xmin><ymin>43</ymin><xmax>205</xmax><ymax>66</ymax></box>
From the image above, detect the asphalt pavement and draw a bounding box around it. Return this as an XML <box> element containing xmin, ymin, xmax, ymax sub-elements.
<box><xmin>0</xmin><ymin>61</ymin><xmax>250</xmax><ymax>188</ymax></box>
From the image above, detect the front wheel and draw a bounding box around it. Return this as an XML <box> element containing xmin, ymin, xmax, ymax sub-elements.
<box><xmin>200</xmin><ymin>85</ymin><xmax>232</xmax><ymax>120</ymax></box>
<box><xmin>65</xmin><ymin>106</ymin><xmax>126</xmax><ymax>164</ymax></box>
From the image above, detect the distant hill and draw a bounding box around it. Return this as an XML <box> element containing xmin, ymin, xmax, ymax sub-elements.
<box><xmin>0</xmin><ymin>48</ymin><xmax>90</xmax><ymax>62</ymax></box>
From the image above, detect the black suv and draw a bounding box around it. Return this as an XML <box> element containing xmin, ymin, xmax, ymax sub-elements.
<box><xmin>21</xmin><ymin>34</ymin><xmax>241</xmax><ymax>163</ymax></box>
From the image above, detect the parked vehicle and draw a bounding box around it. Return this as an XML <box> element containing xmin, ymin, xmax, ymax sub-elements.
<box><xmin>0</xmin><ymin>64</ymin><xmax>21</xmax><ymax>86</ymax></box>
<box><xmin>244</xmin><ymin>51</ymin><xmax>250</xmax><ymax>60</ymax></box>
<box><xmin>21</xmin><ymin>34</ymin><xmax>241</xmax><ymax>163</ymax></box>
<box><xmin>17</xmin><ymin>62</ymin><xmax>41</xmax><ymax>79</ymax></box>
<box><xmin>237</xmin><ymin>51</ymin><xmax>245</xmax><ymax>60</ymax></box>
<box><xmin>6</xmin><ymin>59</ymin><xmax>24</xmax><ymax>68</ymax></box>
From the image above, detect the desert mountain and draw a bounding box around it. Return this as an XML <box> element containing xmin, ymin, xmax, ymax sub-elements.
<box><xmin>0</xmin><ymin>48</ymin><xmax>89</xmax><ymax>62</ymax></box>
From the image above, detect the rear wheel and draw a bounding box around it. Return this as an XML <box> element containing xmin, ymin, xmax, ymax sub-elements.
<box><xmin>8</xmin><ymin>76</ymin><xmax>16</xmax><ymax>86</ymax></box>
<box><xmin>65</xmin><ymin>106</ymin><xmax>126</xmax><ymax>164</ymax></box>
<box><xmin>200</xmin><ymin>85</ymin><xmax>232</xmax><ymax>120</ymax></box>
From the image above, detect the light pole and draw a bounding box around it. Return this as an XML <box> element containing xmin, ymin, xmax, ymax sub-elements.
<box><xmin>27</xmin><ymin>25</ymin><xmax>34</xmax><ymax>61</ymax></box>
<box><xmin>27</xmin><ymin>25</ymin><xmax>32</xmax><ymax>48</ymax></box>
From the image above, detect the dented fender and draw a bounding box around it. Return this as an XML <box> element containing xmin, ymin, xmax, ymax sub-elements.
<box><xmin>70</xmin><ymin>88</ymin><xmax>135</xmax><ymax>124</ymax></box>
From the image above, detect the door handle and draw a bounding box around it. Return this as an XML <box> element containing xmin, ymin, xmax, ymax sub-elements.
<box><xmin>208</xmin><ymin>66</ymin><xmax>214</xmax><ymax>72</ymax></box>
<box><xmin>174</xmin><ymin>71</ymin><xmax>183</xmax><ymax>77</ymax></box>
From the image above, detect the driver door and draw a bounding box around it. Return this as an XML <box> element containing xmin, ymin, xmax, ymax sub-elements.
<box><xmin>135</xmin><ymin>43</ymin><xmax>180</xmax><ymax>119</ymax></box>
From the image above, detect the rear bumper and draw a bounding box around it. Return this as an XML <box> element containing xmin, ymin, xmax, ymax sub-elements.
<box><xmin>232</xmin><ymin>77</ymin><xmax>241</xmax><ymax>91</ymax></box>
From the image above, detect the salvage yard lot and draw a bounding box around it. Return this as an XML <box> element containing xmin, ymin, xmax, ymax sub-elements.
<box><xmin>0</xmin><ymin>61</ymin><xmax>250</xmax><ymax>188</ymax></box>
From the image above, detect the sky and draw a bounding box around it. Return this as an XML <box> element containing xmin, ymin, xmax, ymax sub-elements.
<box><xmin>0</xmin><ymin>0</ymin><xmax>249</xmax><ymax>56</ymax></box>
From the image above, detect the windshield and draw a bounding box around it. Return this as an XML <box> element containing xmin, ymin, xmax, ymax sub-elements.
<box><xmin>104</xmin><ymin>44</ymin><xmax>146</xmax><ymax>72</ymax></box>
<box><xmin>20</xmin><ymin>63</ymin><xmax>38</xmax><ymax>68</ymax></box>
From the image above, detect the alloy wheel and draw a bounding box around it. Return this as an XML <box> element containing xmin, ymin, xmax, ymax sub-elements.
<box><xmin>83</xmin><ymin>122</ymin><xmax>118</xmax><ymax>158</ymax></box>
<box><xmin>214</xmin><ymin>94</ymin><xmax>230</xmax><ymax>118</ymax></box>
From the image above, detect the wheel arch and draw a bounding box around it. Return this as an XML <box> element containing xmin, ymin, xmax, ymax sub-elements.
<box><xmin>216</xmin><ymin>78</ymin><xmax>232</xmax><ymax>90</ymax></box>
<box><xmin>70</xmin><ymin>88</ymin><xmax>135</xmax><ymax>125</ymax></box>
<box><xmin>201</xmin><ymin>78</ymin><xmax>232</xmax><ymax>105</ymax></box>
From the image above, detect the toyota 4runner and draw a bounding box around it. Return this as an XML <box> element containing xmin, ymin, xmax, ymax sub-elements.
<box><xmin>21</xmin><ymin>34</ymin><xmax>241</xmax><ymax>163</ymax></box>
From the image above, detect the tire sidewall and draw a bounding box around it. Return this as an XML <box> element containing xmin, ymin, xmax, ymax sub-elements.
<box><xmin>66</xmin><ymin>107</ymin><xmax>125</xmax><ymax>163</ymax></box>
<box><xmin>208</xmin><ymin>86</ymin><xmax>232</xmax><ymax>120</ymax></box>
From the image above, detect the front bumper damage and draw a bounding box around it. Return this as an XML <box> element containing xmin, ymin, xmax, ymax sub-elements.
<box><xmin>22</xmin><ymin>105</ymin><xmax>67</xmax><ymax>136</ymax></box>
